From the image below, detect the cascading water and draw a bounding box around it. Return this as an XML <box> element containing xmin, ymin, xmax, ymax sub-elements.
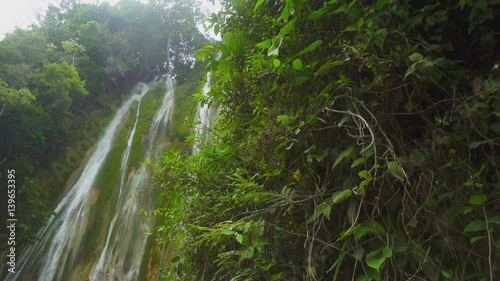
<box><xmin>4</xmin><ymin>77</ymin><xmax>175</xmax><ymax>281</ymax></box>
<box><xmin>90</xmin><ymin>78</ymin><xmax>175</xmax><ymax>281</ymax></box>
<box><xmin>192</xmin><ymin>73</ymin><xmax>218</xmax><ymax>153</ymax></box>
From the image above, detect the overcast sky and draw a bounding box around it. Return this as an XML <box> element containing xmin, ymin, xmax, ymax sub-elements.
<box><xmin>0</xmin><ymin>0</ymin><xmax>220</xmax><ymax>40</ymax></box>
<box><xmin>0</xmin><ymin>0</ymin><xmax>120</xmax><ymax>39</ymax></box>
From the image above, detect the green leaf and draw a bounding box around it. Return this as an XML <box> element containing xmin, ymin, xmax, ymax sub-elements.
<box><xmin>257</xmin><ymin>39</ymin><xmax>272</xmax><ymax>49</ymax></box>
<box><xmin>374</xmin><ymin>0</ymin><xmax>389</xmax><ymax>9</ymax></box>
<box><xmin>464</xmin><ymin>220</ymin><xmax>486</xmax><ymax>232</ymax></box>
<box><xmin>409</xmin><ymin>52</ymin><xmax>424</xmax><ymax>62</ymax></box>
<box><xmin>372</xmin><ymin>28</ymin><xmax>387</xmax><ymax>50</ymax></box>
<box><xmin>332</xmin><ymin>189</ymin><xmax>352</xmax><ymax>204</ymax></box>
<box><xmin>308</xmin><ymin>9</ymin><xmax>327</xmax><ymax>20</ymax></box>
<box><xmin>441</xmin><ymin>270</ymin><xmax>452</xmax><ymax>279</ymax></box>
<box><xmin>310</xmin><ymin>150</ymin><xmax>328</xmax><ymax>162</ymax></box>
<box><xmin>387</xmin><ymin>161</ymin><xmax>405</xmax><ymax>182</ymax></box>
<box><xmin>281</xmin><ymin>0</ymin><xmax>292</xmax><ymax>22</ymax></box>
<box><xmin>271</xmin><ymin>272</ymin><xmax>283</xmax><ymax>281</ymax></box>
<box><xmin>222</xmin><ymin>229</ymin><xmax>236</xmax><ymax>235</ymax></box>
<box><xmin>254</xmin><ymin>0</ymin><xmax>266</xmax><ymax>12</ymax></box>
<box><xmin>262</xmin><ymin>170</ymin><xmax>281</xmax><ymax>177</ymax></box>
<box><xmin>355</xmin><ymin>221</ymin><xmax>385</xmax><ymax>238</ymax></box>
<box><xmin>273</xmin><ymin>59</ymin><xmax>281</xmax><ymax>68</ymax></box>
<box><xmin>490</xmin><ymin>215</ymin><xmax>500</xmax><ymax>224</ymax></box>
<box><xmin>357</xmin><ymin>18</ymin><xmax>365</xmax><ymax>28</ymax></box>
<box><xmin>254</xmin><ymin>241</ymin><xmax>269</xmax><ymax>249</ymax></box>
<box><xmin>355</xmin><ymin>185</ymin><xmax>366</xmax><ymax>196</ymax></box>
<box><xmin>470</xmin><ymin>235</ymin><xmax>487</xmax><ymax>245</ymax></box>
<box><xmin>358</xmin><ymin>170</ymin><xmax>372</xmax><ymax>179</ymax></box>
<box><xmin>292</xmin><ymin>169</ymin><xmax>302</xmax><ymax>182</ymax></box>
<box><xmin>307</xmin><ymin>202</ymin><xmax>332</xmax><ymax>223</ymax></box>
<box><xmin>382</xmin><ymin>247</ymin><xmax>392</xmax><ymax>258</ymax></box>
<box><xmin>295</xmin><ymin>40</ymin><xmax>322</xmax><ymax>57</ymax></box>
<box><xmin>339</xmin><ymin>221</ymin><xmax>386</xmax><ymax>240</ymax></box>
<box><xmin>421</xmin><ymin>60</ymin><xmax>434</xmax><ymax>68</ymax></box>
<box><xmin>469</xmin><ymin>140</ymin><xmax>489</xmax><ymax>149</ymax></box>
<box><xmin>404</xmin><ymin>63</ymin><xmax>418</xmax><ymax>78</ymax></box>
<box><xmin>236</xmin><ymin>233</ymin><xmax>244</xmax><ymax>244</ymax></box>
<box><xmin>332</xmin><ymin>146</ymin><xmax>353</xmax><ymax>169</ymax></box>
<box><xmin>333</xmin><ymin>1</ymin><xmax>355</xmax><ymax>13</ymax></box>
<box><xmin>469</xmin><ymin>194</ymin><xmax>487</xmax><ymax>206</ymax></box>
<box><xmin>214</xmin><ymin>23</ymin><xmax>220</xmax><ymax>35</ymax></box>
<box><xmin>356</xmin><ymin>275</ymin><xmax>369</xmax><ymax>281</ymax></box>
<box><xmin>280</xmin><ymin>18</ymin><xmax>297</xmax><ymax>35</ymax></box>
<box><xmin>394</xmin><ymin>241</ymin><xmax>409</xmax><ymax>253</ymax></box>
<box><xmin>292</xmin><ymin>58</ymin><xmax>303</xmax><ymax>70</ymax></box>
<box><xmin>366</xmin><ymin>249</ymin><xmax>386</xmax><ymax>269</ymax></box>
<box><xmin>351</xmin><ymin>157</ymin><xmax>366</xmax><ymax>168</ymax></box>
<box><xmin>315</xmin><ymin>59</ymin><xmax>345</xmax><ymax>76</ymax></box>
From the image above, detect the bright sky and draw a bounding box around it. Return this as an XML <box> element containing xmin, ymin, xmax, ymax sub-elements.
<box><xmin>0</xmin><ymin>0</ymin><xmax>119</xmax><ymax>39</ymax></box>
<box><xmin>0</xmin><ymin>0</ymin><xmax>221</xmax><ymax>40</ymax></box>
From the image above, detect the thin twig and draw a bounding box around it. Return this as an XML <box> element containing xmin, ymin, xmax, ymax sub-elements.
<box><xmin>0</xmin><ymin>102</ymin><xmax>6</xmax><ymax>116</ymax></box>
<box><xmin>483</xmin><ymin>207</ymin><xmax>493</xmax><ymax>281</ymax></box>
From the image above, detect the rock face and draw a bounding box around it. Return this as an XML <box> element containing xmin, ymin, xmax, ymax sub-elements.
<box><xmin>90</xmin><ymin>187</ymin><xmax>100</xmax><ymax>205</ymax></box>
<box><xmin>128</xmin><ymin>166</ymin><xmax>137</xmax><ymax>180</ymax></box>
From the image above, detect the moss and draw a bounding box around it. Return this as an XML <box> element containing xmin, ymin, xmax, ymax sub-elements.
<box><xmin>79</xmin><ymin>104</ymin><xmax>136</xmax><ymax>263</ymax></box>
<box><xmin>171</xmin><ymin>64</ymin><xmax>206</xmax><ymax>141</ymax></box>
<box><xmin>129</xmin><ymin>81</ymin><xmax>166</xmax><ymax>167</ymax></box>
<box><xmin>137</xmin><ymin>230</ymin><xmax>166</xmax><ymax>281</ymax></box>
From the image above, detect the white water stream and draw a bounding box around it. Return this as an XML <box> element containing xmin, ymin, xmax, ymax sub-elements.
<box><xmin>192</xmin><ymin>73</ymin><xmax>218</xmax><ymax>154</ymax></box>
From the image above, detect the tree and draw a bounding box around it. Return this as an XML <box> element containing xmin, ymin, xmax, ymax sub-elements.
<box><xmin>61</xmin><ymin>39</ymin><xmax>87</xmax><ymax>66</ymax></box>
<box><xmin>32</xmin><ymin>62</ymin><xmax>88</xmax><ymax>147</ymax></box>
<box><xmin>112</xmin><ymin>0</ymin><xmax>206</xmax><ymax>78</ymax></box>
<box><xmin>0</xmin><ymin>79</ymin><xmax>34</xmax><ymax>116</ymax></box>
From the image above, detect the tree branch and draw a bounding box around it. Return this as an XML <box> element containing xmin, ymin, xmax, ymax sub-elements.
<box><xmin>0</xmin><ymin>102</ymin><xmax>6</xmax><ymax>117</ymax></box>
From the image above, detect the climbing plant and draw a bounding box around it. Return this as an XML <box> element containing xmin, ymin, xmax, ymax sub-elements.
<box><xmin>155</xmin><ymin>0</ymin><xmax>499</xmax><ymax>280</ymax></box>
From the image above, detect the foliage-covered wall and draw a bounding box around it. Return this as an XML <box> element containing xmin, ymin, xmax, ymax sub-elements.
<box><xmin>155</xmin><ymin>0</ymin><xmax>499</xmax><ymax>280</ymax></box>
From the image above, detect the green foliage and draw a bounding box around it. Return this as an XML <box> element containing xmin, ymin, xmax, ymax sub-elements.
<box><xmin>0</xmin><ymin>79</ymin><xmax>34</xmax><ymax>112</ymax></box>
<box><xmin>156</xmin><ymin>0</ymin><xmax>500</xmax><ymax>280</ymax></box>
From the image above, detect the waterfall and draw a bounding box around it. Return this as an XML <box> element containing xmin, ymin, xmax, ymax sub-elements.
<box><xmin>192</xmin><ymin>73</ymin><xmax>218</xmax><ymax>153</ymax></box>
<box><xmin>4</xmin><ymin>77</ymin><xmax>175</xmax><ymax>281</ymax></box>
<box><xmin>90</xmin><ymin>86</ymin><xmax>145</xmax><ymax>281</ymax></box>
<box><xmin>90</xmin><ymin>78</ymin><xmax>175</xmax><ymax>281</ymax></box>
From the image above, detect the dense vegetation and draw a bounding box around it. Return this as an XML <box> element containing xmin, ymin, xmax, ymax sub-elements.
<box><xmin>1</xmin><ymin>0</ymin><xmax>499</xmax><ymax>280</ymax></box>
<box><xmin>154</xmin><ymin>0</ymin><xmax>500</xmax><ymax>280</ymax></box>
<box><xmin>0</xmin><ymin>0</ymin><xmax>206</xmax><ymax>248</ymax></box>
